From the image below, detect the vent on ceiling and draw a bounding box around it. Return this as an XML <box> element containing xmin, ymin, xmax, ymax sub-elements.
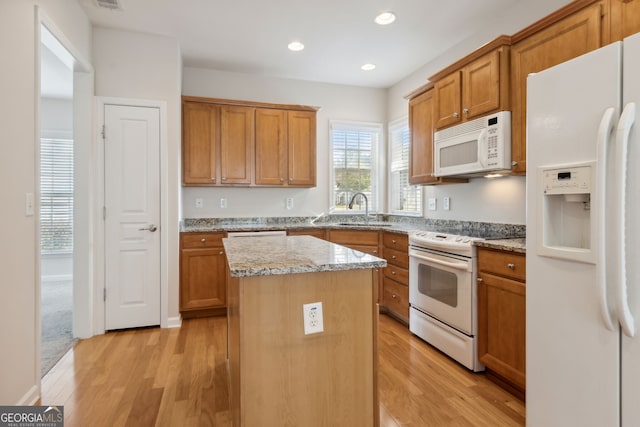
<box><xmin>94</xmin><ymin>0</ymin><xmax>123</xmax><ymax>10</ymax></box>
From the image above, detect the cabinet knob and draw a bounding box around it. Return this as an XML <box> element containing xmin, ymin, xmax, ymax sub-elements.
<box><xmin>392</xmin><ymin>255</ymin><xmax>397</xmax><ymax>259</ymax></box>
<box><xmin>201</xmin><ymin>238</ymin><xmax>206</xmax><ymax>242</ymax></box>
<box><xmin>392</xmin><ymin>239</ymin><xmax>397</xmax><ymax>244</ymax></box>
<box><xmin>463</xmin><ymin>108</ymin><xmax>469</xmax><ymax>114</ymax></box>
<box><xmin>507</xmin><ymin>263</ymin><xmax>515</xmax><ymax>269</ymax></box>
<box><xmin>512</xmin><ymin>161</ymin><xmax>518</xmax><ymax>167</ymax></box>
<box><xmin>477</xmin><ymin>277</ymin><xmax>483</xmax><ymax>283</ymax></box>
<box><xmin>392</xmin><ymin>294</ymin><xmax>397</xmax><ymax>299</ymax></box>
<box><xmin>373</xmin><ymin>250</ymin><xmax>378</xmax><ymax>254</ymax></box>
<box><xmin>211</xmin><ymin>177</ymin><xmax>216</xmax><ymax>182</ymax></box>
<box><xmin>219</xmin><ymin>251</ymin><xmax>224</xmax><ymax>255</ymax></box>
<box><xmin>280</xmin><ymin>177</ymin><xmax>284</xmax><ymax>182</ymax></box>
<box><xmin>391</xmin><ymin>271</ymin><xmax>397</xmax><ymax>275</ymax></box>
<box><xmin>453</xmin><ymin>112</ymin><xmax>460</xmax><ymax>118</ymax></box>
<box><xmin>222</xmin><ymin>177</ymin><xmax>227</xmax><ymax>181</ymax></box>
<box><xmin>289</xmin><ymin>178</ymin><xmax>293</xmax><ymax>182</ymax></box>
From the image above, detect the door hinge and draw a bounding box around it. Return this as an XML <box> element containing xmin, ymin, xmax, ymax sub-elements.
<box><xmin>103</xmin><ymin>288</ymin><xmax>107</xmax><ymax>302</ymax></box>
<box><xmin>101</xmin><ymin>125</ymin><xmax>106</xmax><ymax>140</ymax></box>
<box><xmin>103</xmin><ymin>206</ymin><xmax>106</xmax><ymax>220</ymax></box>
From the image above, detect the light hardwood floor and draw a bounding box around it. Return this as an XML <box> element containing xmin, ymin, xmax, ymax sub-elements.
<box><xmin>40</xmin><ymin>314</ymin><xmax>524</xmax><ymax>426</ymax></box>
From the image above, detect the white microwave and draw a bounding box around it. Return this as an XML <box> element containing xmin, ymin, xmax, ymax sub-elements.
<box><xmin>434</xmin><ymin>111</ymin><xmax>511</xmax><ymax>177</ymax></box>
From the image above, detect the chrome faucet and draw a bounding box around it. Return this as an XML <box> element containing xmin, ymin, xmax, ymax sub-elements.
<box><xmin>348</xmin><ymin>192</ymin><xmax>369</xmax><ymax>223</ymax></box>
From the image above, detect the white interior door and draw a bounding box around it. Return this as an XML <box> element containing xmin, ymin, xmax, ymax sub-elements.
<box><xmin>104</xmin><ymin>104</ymin><xmax>160</xmax><ymax>330</ymax></box>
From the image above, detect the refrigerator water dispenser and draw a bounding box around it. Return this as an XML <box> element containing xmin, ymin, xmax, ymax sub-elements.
<box><xmin>537</xmin><ymin>162</ymin><xmax>596</xmax><ymax>264</ymax></box>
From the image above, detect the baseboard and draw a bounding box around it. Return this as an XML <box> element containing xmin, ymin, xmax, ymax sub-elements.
<box><xmin>17</xmin><ymin>385</ymin><xmax>40</xmax><ymax>406</ymax></box>
<box><xmin>166</xmin><ymin>315</ymin><xmax>182</xmax><ymax>328</ymax></box>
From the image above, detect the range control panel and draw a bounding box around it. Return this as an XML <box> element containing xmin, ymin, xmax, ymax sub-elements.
<box><xmin>542</xmin><ymin>164</ymin><xmax>592</xmax><ymax>195</ymax></box>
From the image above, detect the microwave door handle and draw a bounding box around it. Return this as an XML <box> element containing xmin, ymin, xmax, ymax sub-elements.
<box><xmin>478</xmin><ymin>128</ymin><xmax>488</xmax><ymax>168</ymax></box>
<box><xmin>410</xmin><ymin>250</ymin><xmax>469</xmax><ymax>271</ymax></box>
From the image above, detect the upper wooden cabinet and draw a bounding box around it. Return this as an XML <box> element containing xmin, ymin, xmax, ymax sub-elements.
<box><xmin>510</xmin><ymin>1</ymin><xmax>606</xmax><ymax>175</ymax></box>
<box><xmin>430</xmin><ymin>39</ymin><xmax>510</xmax><ymax>130</ymax></box>
<box><xmin>407</xmin><ymin>85</ymin><xmax>467</xmax><ymax>185</ymax></box>
<box><xmin>182</xmin><ymin>96</ymin><xmax>318</xmax><ymax>187</ymax></box>
<box><xmin>255</xmin><ymin>109</ymin><xmax>316</xmax><ymax>186</ymax></box>
<box><xmin>610</xmin><ymin>0</ymin><xmax>640</xmax><ymax>41</ymax></box>
<box><xmin>182</xmin><ymin>102</ymin><xmax>219</xmax><ymax>185</ymax></box>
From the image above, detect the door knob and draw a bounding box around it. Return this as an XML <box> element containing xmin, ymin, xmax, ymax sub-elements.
<box><xmin>139</xmin><ymin>224</ymin><xmax>158</xmax><ymax>232</ymax></box>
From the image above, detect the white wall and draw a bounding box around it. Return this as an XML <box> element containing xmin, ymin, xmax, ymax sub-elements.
<box><xmin>387</xmin><ymin>0</ymin><xmax>574</xmax><ymax>225</ymax></box>
<box><xmin>182</xmin><ymin>68</ymin><xmax>387</xmax><ymax>218</ymax></box>
<box><xmin>0</xmin><ymin>0</ymin><xmax>92</xmax><ymax>405</ymax></box>
<box><xmin>92</xmin><ymin>27</ymin><xmax>182</xmax><ymax>325</ymax></box>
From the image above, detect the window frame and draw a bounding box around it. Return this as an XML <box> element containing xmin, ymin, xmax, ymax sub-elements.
<box><xmin>329</xmin><ymin>120</ymin><xmax>382</xmax><ymax>214</ymax></box>
<box><xmin>387</xmin><ymin>116</ymin><xmax>422</xmax><ymax>216</ymax></box>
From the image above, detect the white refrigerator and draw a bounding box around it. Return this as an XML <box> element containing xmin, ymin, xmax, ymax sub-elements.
<box><xmin>526</xmin><ymin>32</ymin><xmax>640</xmax><ymax>426</ymax></box>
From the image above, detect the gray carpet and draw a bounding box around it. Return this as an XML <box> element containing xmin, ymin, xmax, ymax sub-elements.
<box><xmin>41</xmin><ymin>280</ymin><xmax>74</xmax><ymax>376</ymax></box>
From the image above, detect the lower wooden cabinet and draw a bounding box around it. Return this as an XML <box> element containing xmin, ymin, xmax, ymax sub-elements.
<box><xmin>180</xmin><ymin>232</ymin><xmax>227</xmax><ymax>314</ymax></box>
<box><xmin>477</xmin><ymin>247</ymin><xmax>526</xmax><ymax>398</ymax></box>
<box><xmin>381</xmin><ymin>231</ymin><xmax>409</xmax><ymax>323</ymax></box>
<box><xmin>286</xmin><ymin>228</ymin><xmax>326</xmax><ymax>239</ymax></box>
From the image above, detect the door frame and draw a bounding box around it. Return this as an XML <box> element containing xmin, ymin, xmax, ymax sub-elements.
<box><xmin>95</xmin><ymin>97</ymin><xmax>170</xmax><ymax>334</ymax></box>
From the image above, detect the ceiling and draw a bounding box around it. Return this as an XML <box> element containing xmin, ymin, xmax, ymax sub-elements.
<box><xmin>77</xmin><ymin>0</ymin><xmax>524</xmax><ymax>89</ymax></box>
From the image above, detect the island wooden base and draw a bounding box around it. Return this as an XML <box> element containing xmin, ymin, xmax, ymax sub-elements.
<box><xmin>227</xmin><ymin>268</ymin><xmax>379</xmax><ymax>427</ymax></box>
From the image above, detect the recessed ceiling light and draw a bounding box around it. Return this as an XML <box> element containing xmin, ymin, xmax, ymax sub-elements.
<box><xmin>361</xmin><ymin>63</ymin><xmax>376</xmax><ymax>71</ymax></box>
<box><xmin>375</xmin><ymin>12</ymin><xmax>396</xmax><ymax>25</ymax></box>
<box><xmin>288</xmin><ymin>41</ymin><xmax>305</xmax><ymax>52</ymax></box>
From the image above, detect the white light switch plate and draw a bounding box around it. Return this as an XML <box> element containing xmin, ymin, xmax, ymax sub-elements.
<box><xmin>428</xmin><ymin>198</ymin><xmax>437</xmax><ymax>211</ymax></box>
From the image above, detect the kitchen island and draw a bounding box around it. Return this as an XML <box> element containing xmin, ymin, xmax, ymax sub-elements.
<box><xmin>223</xmin><ymin>235</ymin><xmax>386</xmax><ymax>427</ymax></box>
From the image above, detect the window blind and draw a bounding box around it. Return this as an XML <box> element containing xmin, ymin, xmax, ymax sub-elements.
<box><xmin>40</xmin><ymin>138</ymin><xmax>73</xmax><ymax>253</ymax></box>
<box><xmin>330</xmin><ymin>121</ymin><xmax>380</xmax><ymax>212</ymax></box>
<box><xmin>389</xmin><ymin>119</ymin><xmax>421</xmax><ymax>214</ymax></box>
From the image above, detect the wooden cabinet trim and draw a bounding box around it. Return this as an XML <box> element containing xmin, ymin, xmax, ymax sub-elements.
<box><xmin>182</xmin><ymin>95</ymin><xmax>319</xmax><ymax>112</ymax></box>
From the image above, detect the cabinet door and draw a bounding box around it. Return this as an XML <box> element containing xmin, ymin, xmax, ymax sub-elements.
<box><xmin>180</xmin><ymin>247</ymin><xmax>227</xmax><ymax>310</ymax></box>
<box><xmin>382</xmin><ymin>278</ymin><xmax>409</xmax><ymax>322</ymax></box>
<box><xmin>255</xmin><ymin>108</ymin><xmax>287</xmax><ymax>186</ymax></box>
<box><xmin>287</xmin><ymin>110</ymin><xmax>316</xmax><ymax>186</ymax></box>
<box><xmin>510</xmin><ymin>4</ymin><xmax>603</xmax><ymax>174</ymax></box>
<box><xmin>611</xmin><ymin>0</ymin><xmax>640</xmax><ymax>41</ymax></box>
<box><xmin>463</xmin><ymin>49</ymin><xmax>501</xmax><ymax>120</ymax></box>
<box><xmin>477</xmin><ymin>272</ymin><xmax>526</xmax><ymax>391</ymax></box>
<box><xmin>182</xmin><ymin>102</ymin><xmax>218</xmax><ymax>185</ymax></box>
<box><xmin>408</xmin><ymin>89</ymin><xmax>437</xmax><ymax>184</ymax></box>
<box><xmin>220</xmin><ymin>106</ymin><xmax>254</xmax><ymax>185</ymax></box>
<box><xmin>433</xmin><ymin>71</ymin><xmax>462</xmax><ymax>129</ymax></box>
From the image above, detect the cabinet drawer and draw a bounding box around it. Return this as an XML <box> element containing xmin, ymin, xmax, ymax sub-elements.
<box><xmin>383</xmin><ymin>264</ymin><xmax>408</xmax><ymax>285</ymax></box>
<box><xmin>383</xmin><ymin>247</ymin><xmax>408</xmax><ymax>269</ymax></box>
<box><xmin>328</xmin><ymin>229</ymin><xmax>379</xmax><ymax>246</ymax></box>
<box><xmin>382</xmin><ymin>278</ymin><xmax>409</xmax><ymax>320</ymax></box>
<box><xmin>181</xmin><ymin>232</ymin><xmax>225</xmax><ymax>249</ymax></box>
<box><xmin>345</xmin><ymin>244</ymin><xmax>380</xmax><ymax>257</ymax></box>
<box><xmin>478</xmin><ymin>248</ymin><xmax>525</xmax><ymax>282</ymax></box>
<box><xmin>382</xmin><ymin>232</ymin><xmax>408</xmax><ymax>250</ymax></box>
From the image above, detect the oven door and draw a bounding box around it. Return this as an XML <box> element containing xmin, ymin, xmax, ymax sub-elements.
<box><xmin>409</xmin><ymin>246</ymin><xmax>475</xmax><ymax>335</ymax></box>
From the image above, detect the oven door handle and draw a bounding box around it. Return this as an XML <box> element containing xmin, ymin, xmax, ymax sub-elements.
<box><xmin>409</xmin><ymin>250</ymin><xmax>470</xmax><ymax>271</ymax></box>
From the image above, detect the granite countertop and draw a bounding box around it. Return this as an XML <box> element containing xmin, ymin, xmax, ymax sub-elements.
<box><xmin>475</xmin><ymin>238</ymin><xmax>526</xmax><ymax>254</ymax></box>
<box><xmin>223</xmin><ymin>235</ymin><xmax>387</xmax><ymax>277</ymax></box>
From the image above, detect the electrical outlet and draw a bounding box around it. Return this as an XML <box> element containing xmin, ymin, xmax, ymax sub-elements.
<box><xmin>303</xmin><ymin>302</ymin><xmax>324</xmax><ymax>335</ymax></box>
<box><xmin>25</xmin><ymin>193</ymin><xmax>34</xmax><ymax>216</ymax></box>
<box><xmin>286</xmin><ymin>197</ymin><xmax>294</xmax><ymax>210</ymax></box>
<box><xmin>443</xmin><ymin>197</ymin><xmax>450</xmax><ymax>211</ymax></box>
<box><xmin>195</xmin><ymin>198</ymin><xmax>203</xmax><ymax>208</ymax></box>
<box><xmin>428</xmin><ymin>197</ymin><xmax>437</xmax><ymax>211</ymax></box>
<box><xmin>220</xmin><ymin>198</ymin><xmax>227</xmax><ymax>208</ymax></box>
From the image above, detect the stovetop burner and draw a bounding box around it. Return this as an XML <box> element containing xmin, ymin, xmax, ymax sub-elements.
<box><xmin>409</xmin><ymin>231</ymin><xmax>482</xmax><ymax>256</ymax></box>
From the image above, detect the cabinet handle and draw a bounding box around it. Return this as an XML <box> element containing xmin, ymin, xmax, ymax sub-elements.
<box><xmin>453</xmin><ymin>112</ymin><xmax>460</xmax><ymax>118</ymax></box>
<box><xmin>463</xmin><ymin>108</ymin><xmax>469</xmax><ymax>115</ymax></box>
<box><xmin>201</xmin><ymin>238</ymin><xmax>206</xmax><ymax>242</ymax></box>
<box><xmin>477</xmin><ymin>277</ymin><xmax>483</xmax><ymax>283</ymax></box>
<box><xmin>507</xmin><ymin>263</ymin><xmax>515</xmax><ymax>269</ymax></box>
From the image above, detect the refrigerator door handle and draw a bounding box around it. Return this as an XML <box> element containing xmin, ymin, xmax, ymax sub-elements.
<box><xmin>616</xmin><ymin>102</ymin><xmax>636</xmax><ymax>338</ymax></box>
<box><xmin>596</xmin><ymin>107</ymin><xmax>617</xmax><ymax>331</ymax></box>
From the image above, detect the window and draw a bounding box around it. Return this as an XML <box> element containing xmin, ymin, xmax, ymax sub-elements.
<box><xmin>40</xmin><ymin>138</ymin><xmax>73</xmax><ymax>253</ymax></box>
<box><xmin>389</xmin><ymin>118</ymin><xmax>422</xmax><ymax>215</ymax></box>
<box><xmin>330</xmin><ymin>121</ymin><xmax>381</xmax><ymax>212</ymax></box>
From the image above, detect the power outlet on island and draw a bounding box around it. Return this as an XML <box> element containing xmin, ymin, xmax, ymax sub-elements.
<box><xmin>303</xmin><ymin>302</ymin><xmax>324</xmax><ymax>335</ymax></box>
